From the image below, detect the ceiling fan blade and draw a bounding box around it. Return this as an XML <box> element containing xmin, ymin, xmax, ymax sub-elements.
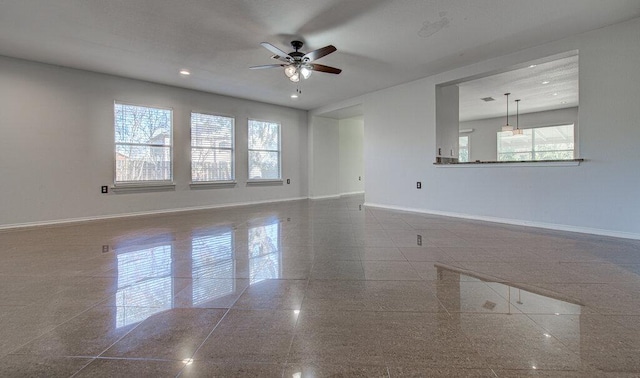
<box><xmin>303</xmin><ymin>45</ymin><xmax>337</xmax><ymax>61</ymax></box>
<box><xmin>260</xmin><ymin>42</ymin><xmax>292</xmax><ymax>61</ymax></box>
<box><xmin>250</xmin><ymin>64</ymin><xmax>287</xmax><ymax>70</ymax></box>
<box><xmin>270</xmin><ymin>54</ymin><xmax>291</xmax><ymax>63</ymax></box>
<box><xmin>309</xmin><ymin>63</ymin><xmax>342</xmax><ymax>74</ymax></box>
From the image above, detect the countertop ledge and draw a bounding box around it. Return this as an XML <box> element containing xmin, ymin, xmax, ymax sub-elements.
<box><xmin>434</xmin><ymin>159</ymin><xmax>584</xmax><ymax>167</ymax></box>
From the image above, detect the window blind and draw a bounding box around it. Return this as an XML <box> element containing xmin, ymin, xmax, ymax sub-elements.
<box><xmin>114</xmin><ymin>103</ymin><xmax>172</xmax><ymax>183</ymax></box>
<box><xmin>248</xmin><ymin>119</ymin><xmax>281</xmax><ymax>180</ymax></box>
<box><xmin>191</xmin><ymin>113</ymin><xmax>235</xmax><ymax>182</ymax></box>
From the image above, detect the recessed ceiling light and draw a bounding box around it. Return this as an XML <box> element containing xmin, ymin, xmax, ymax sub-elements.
<box><xmin>529</xmin><ymin>64</ymin><xmax>537</xmax><ymax>68</ymax></box>
<box><xmin>291</xmin><ymin>94</ymin><xmax>299</xmax><ymax>99</ymax></box>
<box><xmin>541</xmin><ymin>80</ymin><xmax>550</xmax><ymax>85</ymax></box>
<box><xmin>553</xmin><ymin>93</ymin><xmax>558</xmax><ymax>96</ymax></box>
<box><xmin>179</xmin><ymin>69</ymin><xmax>191</xmax><ymax>76</ymax></box>
<box><xmin>561</xmin><ymin>101</ymin><xmax>567</xmax><ymax>104</ymax></box>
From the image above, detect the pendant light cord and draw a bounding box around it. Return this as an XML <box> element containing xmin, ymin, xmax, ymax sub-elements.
<box><xmin>516</xmin><ymin>99</ymin><xmax>520</xmax><ymax>130</ymax></box>
<box><xmin>505</xmin><ymin>93</ymin><xmax>511</xmax><ymax>126</ymax></box>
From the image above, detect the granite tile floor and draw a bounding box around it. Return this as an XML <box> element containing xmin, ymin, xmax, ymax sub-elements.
<box><xmin>1</xmin><ymin>195</ymin><xmax>640</xmax><ymax>377</ymax></box>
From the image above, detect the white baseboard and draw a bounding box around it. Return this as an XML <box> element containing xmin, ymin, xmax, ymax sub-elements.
<box><xmin>363</xmin><ymin>202</ymin><xmax>640</xmax><ymax>240</ymax></box>
<box><xmin>13</xmin><ymin>195</ymin><xmax>634</xmax><ymax>240</ymax></box>
<box><xmin>0</xmin><ymin>196</ymin><xmax>308</xmax><ymax>230</ymax></box>
<box><xmin>308</xmin><ymin>194</ymin><xmax>341</xmax><ymax>200</ymax></box>
<box><xmin>309</xmin><ymin>191</ymin><xmax>364</xmax><ymax>200</ymax></box>
<box><xmin>340</xmin><ymin>191</ymin><xmax>365</xmax><ymax>197</ymax></box>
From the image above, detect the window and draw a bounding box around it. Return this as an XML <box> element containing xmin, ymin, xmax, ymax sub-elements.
<box><xmin>191</xmin><ymin>113</ymin><xmax>234</xmax><ymax>182</ymax></box>
<box><xmin>114</xmin><ymin>103</ymin><xmax>172</xmax><ymax>183</ymax></box>
<box><xmin>248</xmin><ymin>119</ymin><xmax>281</xmax><ymax>180</ymax></box>
<box><xmin>459</xmin><ymin>135</ymin><xmax>469</xmax><ymax>162</ymax></box>
<box><xmin>497</xmin><ymin>124</ymin><xmax>574</xmax><ymax>162</ymax></box>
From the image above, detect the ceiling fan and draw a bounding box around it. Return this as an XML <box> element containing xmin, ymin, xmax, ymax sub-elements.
<box><xmin>250</xmin><ymin>40</ymin><xmax>342</xmax><ymax>82</ymax></box>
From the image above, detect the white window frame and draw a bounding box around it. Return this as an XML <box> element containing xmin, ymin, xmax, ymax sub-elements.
<box><xmin>459</xmin><ymin>135</ymin><xmax>470</xmax><ymax>163</ymax></box>
<box><xmin>190</xmin><ymin>112</ymin><xmax>235</xmax><ymax>183</ymax></box>
<box><xmin>113</xmin><ymin>102</ymin><xmax>173</xmax><ymax>187</ymax></box>
<box><xmin>247</xmin><ymin>119</ymin><xmax>282</xmax><ymax>181</ymax></box>
<box><xmin>497</xmin><ymin>124</ymin><xmax>575</xmax><ymax>162</ymax></box>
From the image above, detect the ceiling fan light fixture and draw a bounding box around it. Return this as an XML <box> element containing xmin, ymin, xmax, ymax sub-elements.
<box><xmin>284</xmin><ymin>65</ymin><xmax>297</xmax><ymax>78</ymax></box>
<box><xmin>253</xmin><ymin>41</ymin><xmax>340</xmax><ymax>84</ymax></box>
<box><xmin>300</xmin><ymin>66</ymin><xmax>312</xmax><ymax>79</ymax></box>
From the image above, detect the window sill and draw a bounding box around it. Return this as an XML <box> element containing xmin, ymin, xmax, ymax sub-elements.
<box><xmin>433</xmin><ymin>159</ymin><xmax>584</xmax><ymax>168</ymax></box>
<box><xmin>246</xmin><ymin>179</ymin><xmax>284</xmax><ymax>186</ymax></box>
<box><xmin>111</xmin><ymin>183</ymin><xmax>176</xmax><ymax>193</ymax></box>
<box><xmin>190</xmin><ymin>181</ymin><xmax>237</xmax><ymax>189</ymax></box>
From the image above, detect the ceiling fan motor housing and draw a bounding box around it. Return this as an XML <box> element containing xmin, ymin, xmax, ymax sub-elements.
<box><xmin>289</xmin><ymin>41</ymin><xmax>306</xmax><ymax>62</ymax></box>
<box><xmin>291</xmin><ymin>40</ymin><xmax>304</xmax><ymax>51</ymax></box>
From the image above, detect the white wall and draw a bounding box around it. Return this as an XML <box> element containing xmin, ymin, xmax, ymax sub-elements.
<box><xmin>436</xmin><ymin>85</ymin><xmax>460</xmax><ymax>160</ymax></box>
<box><xmin>461</xmin><ymin>107</ymin><xmax>579</xmax><ymax>162</ymax></box>
<box><xmin>308</xmin><ymin>116</ymin><xmax>339</xmax><ymax>198</ymax></box>
<box><xmin>361</xmin><ymin>18</ymin><xmax>640</xmax><ymax>238</ymax></box>
<box><xmin>338</xmin><ymin>117</ymin><xmax>364</xmax><ymax>194</ymax></box>
<box><xmin>308</xmin><ymin>115</ymin><xmax>364</xmax><ymax>198</ymax></box>
<box><xmin>0</xmin><ymin>56</ymin><xmax>308</xmax><ymax>227</ymax></box>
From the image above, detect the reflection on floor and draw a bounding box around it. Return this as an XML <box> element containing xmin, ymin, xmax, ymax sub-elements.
<box><xmin>1</xmin><ymin>194</ymin><xmax>639</xmax><ymax>377</ymax></box>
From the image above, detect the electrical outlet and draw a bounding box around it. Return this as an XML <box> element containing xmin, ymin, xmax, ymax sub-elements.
<box><xmin>286</xmin><ymin>179</ymin><xmax>290</xmax><ymax>184</ymax></box>
<box><xmin>417</xmin><ymin>182</ymin><xmax>422</xmax><ymax>189</ymax></box>
<box><xmin>101</xmin><ymin>186</ymin><xmax>108</xmax><ymax>194</ymax></box>
<box><xmin>102</xmin><ymin>245</ymin><xmax>109</xmax><ymax>253</ymax></box>
<box><xmin>417</xmin><ymin>235</ymin><xmax>422</xmax><ymax>246</ymax></box>
<box><xmin>359</xmin><ymin>176</ymin><xmax>362</xmax><ymax>181</ymax></box>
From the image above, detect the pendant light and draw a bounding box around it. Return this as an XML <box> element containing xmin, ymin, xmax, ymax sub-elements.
<box><xmin>501</xmin><ymin>93</ymin><xmax>513</xmax><ymax>132</ymax></box>
<box><xmin>512</xmin><ymin>99</ymin><xmax>523</xmax><ymax>135</ymax></box>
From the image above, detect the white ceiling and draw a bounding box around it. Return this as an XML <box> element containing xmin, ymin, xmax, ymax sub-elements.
<box><xmin>0</xmin><ymin>1</ymin><xmax>638</xmax><ymax>112</ymax></box>
<box><xmin>317</xmin><ymin>104</ymin><xmax>364</xmax><ymax>120</ymax></box>
<box><xmin>459</xmin><ymin>54</ymin><xmax>579</xmax><ymax>122</ymax></box>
